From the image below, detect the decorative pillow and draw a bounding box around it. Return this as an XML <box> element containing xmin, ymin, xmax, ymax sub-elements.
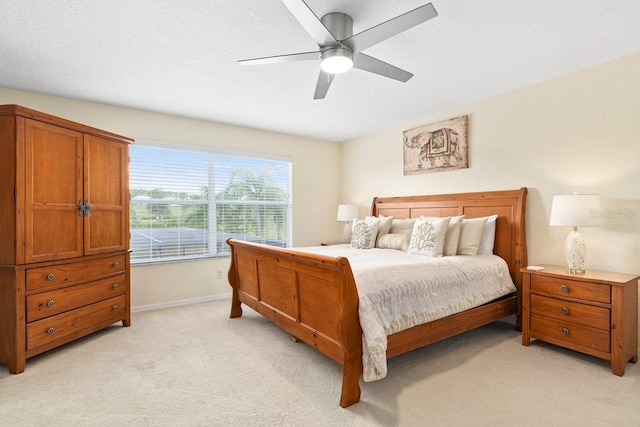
<box><xmin>478</xmin><ymin>214</ymin><xmax>498</xmax><ymax>254</ymax></box>
<box><xmin>457</xmin><ymin>216</ymin><xmax>489</xmax><ymax>256</ymax></box>
<box><xmin>351</xmin><ymin>217</ymin><xmax>380</xmax><ymax>249</ymax></box>
<box><xmin>444</xmin><ymin>215</ymin><xmax>464</xmax><ymax>256</ymax></box>
<box><xmin>408</xmin><ymin>216</ymin><xmax>451</xmax><ymax>257</ymax></box>
<box><xmin>376</xmin><ymin>233</ymin><xmax>411</xmax><ymax>252</ymax></box>
<box><xmin>390</xmin><ymin>218</ymin><xmax>416</xmax><ymax>234</ymax></box>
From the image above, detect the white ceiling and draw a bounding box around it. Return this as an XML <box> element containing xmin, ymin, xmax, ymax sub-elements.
<box><xmin>1</xmin><ymin>1</ymin><xmax>639</xmax><ymax>142</ymax></box>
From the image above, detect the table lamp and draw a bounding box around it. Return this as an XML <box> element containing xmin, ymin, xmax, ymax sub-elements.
<box><xmin>336</xmin><ymin>204</ymin><xmax>358</xmax><ymax>243</ymax></box>
<box><xmin>549</xmin><ymin>193</ymin><xmax>603</xmax><ymax>274</ymax></box>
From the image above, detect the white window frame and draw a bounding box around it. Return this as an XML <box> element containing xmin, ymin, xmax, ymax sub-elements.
<box><xmin>129</xmin><ymin>140</ymin><xmax>292</xmax><ymax>265</ymax></box>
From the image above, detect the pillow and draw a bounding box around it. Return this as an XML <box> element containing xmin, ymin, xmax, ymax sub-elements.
<box><xmin>376</xmin><ymin>233</ymin><xmax>411</xmax><ymax>252</ymax></box>
<box><xmin>408</xmin><ymin>216</ymin><xmax>451</xmax><ymax>257</ymax></box>
<box><xmin>478</xmin><ymin>214</ymin><xmax>498</xmax><ymax>255</ymax></box>
<box><xmin>390</xmin><ymin>218</ymin><xmax>416</xmax><ymax>234</ymax></box>
<box><xmin>369</xmin><ymin>215</ymin><xmax>393</xmax><ymax>247</ymax></box>
<box><xmin>457</xmin><ymin>216</ymin><xmax>489</xmax><ymax>256</ymax></box>
<box><xmin>351</xmin><ymin>217</ymin><xmax>380</xmax><ymax>249</ymax></box>
<box><xmin>444</xmin><ymin>215</ymin><xmax>464</xmax><ymax>256</ymax></box>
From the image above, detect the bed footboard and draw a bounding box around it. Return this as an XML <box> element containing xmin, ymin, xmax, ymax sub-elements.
<box><xmin>227</xmin><ymin>238</ymin><xmax>363</xmax><ymax>407</ymax></box>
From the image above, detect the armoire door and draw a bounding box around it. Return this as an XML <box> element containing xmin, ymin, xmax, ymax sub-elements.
<box><xmin>83</xmin><ymin>134</ymin><xmax>129</xmax><ymax>255</ymax></box>
<box><xmin>24</xmin><ymin>119</ymin><xmax>84</xmax><ymax>263</ymax></box>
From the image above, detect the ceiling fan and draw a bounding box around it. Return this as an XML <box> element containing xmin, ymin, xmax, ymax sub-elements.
<box><xmin>238</xmin><ymin>1</ymin><xmax>438</xmax><ymax>99</ymax></box>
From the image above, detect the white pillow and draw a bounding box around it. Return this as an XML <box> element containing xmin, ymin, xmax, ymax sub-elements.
<box><xmin>478</xmin><ymin>214</ymin><xmax>498</xmax><ymax>254</ymax></box>
<box><xmin>408</xmin><ymin>216</ymin><xmax>451</xmax><ymax>257</ymax></box>
<box><xmin>369</xmin><ymin>215</ymin><xmax>393</xmax><ymax>247</ymax></box>
<box><xmin>457</xmin><ymin>216</ymin><xmax>489</xmax><ymax>256</ymax></box>
<box><xmin>444</xmin><ymin>215</ymin><xmax>464</xmax><ymax>256</ymax></box>
<box><xmin>351</xmin><ymin>217</ymin><xmax>380</xmax><ymax>249</ymax></box>
<box><xmin>376</xmin><ymin>233</ymin><xmax>411</xmax><ymax>252</ymax></box>
<box><xmin>390</xmin><ymin>218</ymin><xmax>416</xmax><ymax>234</ymax></box>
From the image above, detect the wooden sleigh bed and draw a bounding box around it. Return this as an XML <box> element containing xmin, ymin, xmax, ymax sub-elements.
<box><xmin>227</xmin><ymin>188</ymin><xmax>527</xmax><ymax>407</ymax></box>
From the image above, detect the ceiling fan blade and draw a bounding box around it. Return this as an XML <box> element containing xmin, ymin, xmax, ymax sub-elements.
<box><xmin>281</xmin><ymin>0</ymin><xmax>338</xmax><ymax>47</ymax></box>
<box><xmin>238</xmin><ymin>51</ymin><xmax>320</xmax><ymax>66</ymax></box>
<box><xmin>353</xmin><ymin>53</ymin><xmax>413</xmax><ymax>82</ymax></box>
<box><xmin>342</xmin><ymin>3</ymin><xmax>437</xmax><ymax>53</ymax></box>
<box><xmin>314</xmin><ymin>70</ymin><xmax>335</xmax><ymax>99</ymax></box>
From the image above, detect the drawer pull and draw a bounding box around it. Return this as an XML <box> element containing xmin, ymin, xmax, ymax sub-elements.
<box><xmin>112</xmin><ymin>261</ymin><xmax>119</xmax><ymax>268</ymax></box>
<box><xmin>47</xmin><ymin>300</ymin><xmax>55</xmax><ymax>307</ymax></box>
<box><xmin>47</xmin><ymin>274</ymin><xmax>55</xmax><ymax>281</ymax></box>
<box><xmin>112</xmin><ymin>305</ymin><xmax>119</xmax><ymax>311</ymax></box>
<box><xmin>112</xmin><ymin>283</ymin><xmax>119</xmax><ymax>290</ymax></box>
<box><xmin>561</xmin><ymin>307</ymin><xmax>569</xmax><ymax>315</ymax></box>
<box><xmin>47</xmin><ymin>327</ymin><xmax>55</xmax><ymax>335</ymax></box>
<box><xmin>560</xmin><ymin>284</ymin><xmax>569</xmax><ymax>292</ymax></box>
<box><xmin>561</xmin><ymin>327</ymin><xmax>569</xmax><ymax>335</ymax></box>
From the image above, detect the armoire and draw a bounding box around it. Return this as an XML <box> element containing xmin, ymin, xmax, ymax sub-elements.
<box><xmin>0</xmin><ymin>105</ymin><xmax>132</xmax><ymax>373</ymax></box>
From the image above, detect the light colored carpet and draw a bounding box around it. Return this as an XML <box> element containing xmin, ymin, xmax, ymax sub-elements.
<box><xmin>1</xmin><ymin>298</ymin><xmax>638</xmax><ymax>427</ymax></box>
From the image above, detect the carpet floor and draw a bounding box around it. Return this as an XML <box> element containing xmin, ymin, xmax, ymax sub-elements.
<box><xmin>1</xmin><ymin>298</ymin><xmax>638</xmax><ymax>426</ymax></box>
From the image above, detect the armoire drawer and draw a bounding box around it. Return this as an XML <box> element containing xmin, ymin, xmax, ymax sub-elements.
<box><xmin>26</xmin><ymin>295</ymin><xmax>126</xmax><ymax>351</ymax></box>
<box><xmin>530</xmin><ymin>294</ymin><xmax>610</xmax><ymax>331</ymax></box>
<box><xmin>26</xmin><ymin>273</ymin><xmax>126</xmax><ymax>322</ymax></box>
<box><xmin>531</xmin><ymin>275</ymin><xmax>610</xmax><ymax>303</ymax></box>
<box><xmin>530</xmin><ymin>314</ymin><xmax>610</xmax><ymax>353</ymax></box>
<box><xmin>26</xmin><ymin>255</ymin><xmax>125</xmax><ymax>291</ymax></box>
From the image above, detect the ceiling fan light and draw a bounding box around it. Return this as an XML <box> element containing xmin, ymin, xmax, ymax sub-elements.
<box><xmin>320</xmin><ymin>47</ymin><xmax>353</xmax><ymax>74</ymax></box>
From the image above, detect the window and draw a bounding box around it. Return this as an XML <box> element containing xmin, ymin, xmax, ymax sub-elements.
<box><xmin>129</xmin><ymin>142</ymin><xmax>292</xmax><ymax>264</ymax></box>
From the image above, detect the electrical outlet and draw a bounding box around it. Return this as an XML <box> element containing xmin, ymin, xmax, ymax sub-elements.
<box><xmin>216</xmin><ymin>269</ymin><xmax>222</xmax><ymax>279</ymax></box>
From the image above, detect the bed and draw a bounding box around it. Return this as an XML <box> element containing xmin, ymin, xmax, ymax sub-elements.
<box><xmin>226</xmin><ymin>188</ymin><xmax>527</xmax><ymax>407</ymax></box>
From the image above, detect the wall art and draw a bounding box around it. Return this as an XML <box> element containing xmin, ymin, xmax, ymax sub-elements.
<box><xmin>403</xmin><ymin>115</ymin><xmax>468</xmax><ymax>175</ymax></box>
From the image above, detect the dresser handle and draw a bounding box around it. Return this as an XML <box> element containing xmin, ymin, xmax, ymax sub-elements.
<box><xmin>112</xmin><ymin>305</ymin><xmax>119</xmax><ymax>311</ymax></box>
<box><xmin>47</xmin><ymin>274</ymin><xmax>55</xmax><ymax>281</ymax></box>
<box><xmin>113</xmin><ymin>261</ymin><xmax>119</xmax><ymax>267</ymax></box>
<box><xmin>112</xmin><ymin>283</ymin><xmax>119</xmax><ymax>290</ymax></box>
<box><xmin>561</xmin><ymin>307</ymin><xmax>569</xmax><ymax>314</ymax></box>
<box><xmin>47</xmin><ymin>327</ymin><xmax>55</xmax><ymax>335</ymax></box>
<box><xmin>47</xmin><ymin>300</ymin><xmax>55</xmax><ymax>307</ymax></box>
<box><xmin>560</xmin><ymin>284</ymin><xmax>569</xmax><ymax>292</ymax></box>
<box><xmin>561</xmin><ymin>327</ymin><xmax>569</xmax><ymax>335</ymax></box>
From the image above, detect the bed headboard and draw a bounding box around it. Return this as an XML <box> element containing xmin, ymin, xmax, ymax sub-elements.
<box><xmin>371</xmin><ymin>188</ymin><xmax>528</xmax><ymax>290</ymax></box>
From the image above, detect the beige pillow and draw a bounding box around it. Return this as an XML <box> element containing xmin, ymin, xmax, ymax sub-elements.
<box><xmin>351</xmin><ymin>217</ymin><xmax>380</xmax><ymax>249</ymax></box>
<box><xmin>444</xmin><ymin>215</ymin><xmax>464</xmax><ymax>256</ymax></box>
<box><xmin>408</xmin><ymin>216</ymin><xmax>451</xmax><ymax>257</ymax></box>
<box><xmin>457</xmin><ymin>216</ymin><xmax>489</xmax><ymax>256</ymax></box>
<box><xmin>369</xmin><ymin>215</ymin><xmax>394</xmax><ymax>247</ymax></box>
<box><xmin>376</xmin><ymin>233</ymin><xmax>411</xmax><ymax>252</ymax></box>
<box><xmin>390</xmin><ymin>218</ymin><xmax>416</xmax><ymax>234</ymax></box>
<box><xmin>478</xmin><ymin>214</ymin><xmax>498</xmax><ymax>254</ymax></box>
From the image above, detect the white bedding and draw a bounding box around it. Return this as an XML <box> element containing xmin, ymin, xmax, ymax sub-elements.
<box><xmin>296</xmin><ymin>245</ymin><xmax>516</xmax><ymax>382</ymax></box>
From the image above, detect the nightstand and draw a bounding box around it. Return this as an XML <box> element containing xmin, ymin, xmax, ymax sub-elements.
<box><xmin>521</xmin><ymin>264</ymin><xmax>638</xmax><ymax>376</ymax></box>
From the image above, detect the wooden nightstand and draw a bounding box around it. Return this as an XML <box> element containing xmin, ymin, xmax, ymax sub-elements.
<box><xmin>521</xmin><ymin>264</ymin><xmax>638</xmax><ymax>376</ymax></box>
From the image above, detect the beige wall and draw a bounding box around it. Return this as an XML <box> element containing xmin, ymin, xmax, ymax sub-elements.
<box><xmin>342</xmin><ymin>52</ymin><xmax>640</xmax><ymax>340</ymax></box>
<box><xmin>0</xmin><ymin>88</ymin><xmax>342</xmax><ymax>309</ymax></box>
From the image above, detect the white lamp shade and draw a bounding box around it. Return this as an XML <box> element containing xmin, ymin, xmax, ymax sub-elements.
<box><xmin>336</xmin><ymin>204</ymin><xmax>358</xmax><ymax>222</ymax></box>
<box><xmin>549</xmin><ymin>194</ymin><xmax>603</xmax><ymax>227</ymax></box>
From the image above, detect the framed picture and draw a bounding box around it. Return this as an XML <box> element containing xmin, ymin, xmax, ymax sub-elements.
<box><xmin>403</xmin><ymin>115</ymin><xmax>468</xmax><ymax>175</ymax></box>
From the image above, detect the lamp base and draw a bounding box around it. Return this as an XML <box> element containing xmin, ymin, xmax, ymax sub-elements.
<box><xmin>343</xmin><ymin>222</ymin><xmax>352</xmax><ymax>243</ymax></box>
<box><xmin>564</xmin><ymin>229</ymin><xmax>586</xmax><ymax>275</ymax></box>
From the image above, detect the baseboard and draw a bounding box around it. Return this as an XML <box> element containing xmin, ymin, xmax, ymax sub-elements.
<box><xmin>131</xmin><ymin>293</ymin><xmax>232</xmax><ymax>313</ymax></box>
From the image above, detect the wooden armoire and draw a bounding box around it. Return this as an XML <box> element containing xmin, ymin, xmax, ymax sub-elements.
<box><xmin>0</xmin><ymin>105</ymin><xmax>132</xmax><ymax>373</ymax></box>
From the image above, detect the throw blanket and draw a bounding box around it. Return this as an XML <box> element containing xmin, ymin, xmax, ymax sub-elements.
<box><xmin>297</xmin><ymin>245</ymin><xmax>516</xmax><ymax>382</ymax></box>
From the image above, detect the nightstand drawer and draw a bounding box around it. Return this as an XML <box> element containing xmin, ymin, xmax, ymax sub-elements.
<box><xmin>531</xmin><ymin>275</ymin><xmax>610</xmax><ymax>303</ymax></box>
<box><xmin>531</xmin><ymin>314</ymin><xmax>610</xmax><ymax>353</ymax></box>
<box><xmin>530</xmin><ymin>294</ymin><xmax>610</xmax><ymax>330</ymax></box>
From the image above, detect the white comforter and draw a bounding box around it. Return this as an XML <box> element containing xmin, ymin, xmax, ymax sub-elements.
<box><xmin>296</xmin><ymin>245</ymin><xmax>516</xmax><ymax>382</ymax></box>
